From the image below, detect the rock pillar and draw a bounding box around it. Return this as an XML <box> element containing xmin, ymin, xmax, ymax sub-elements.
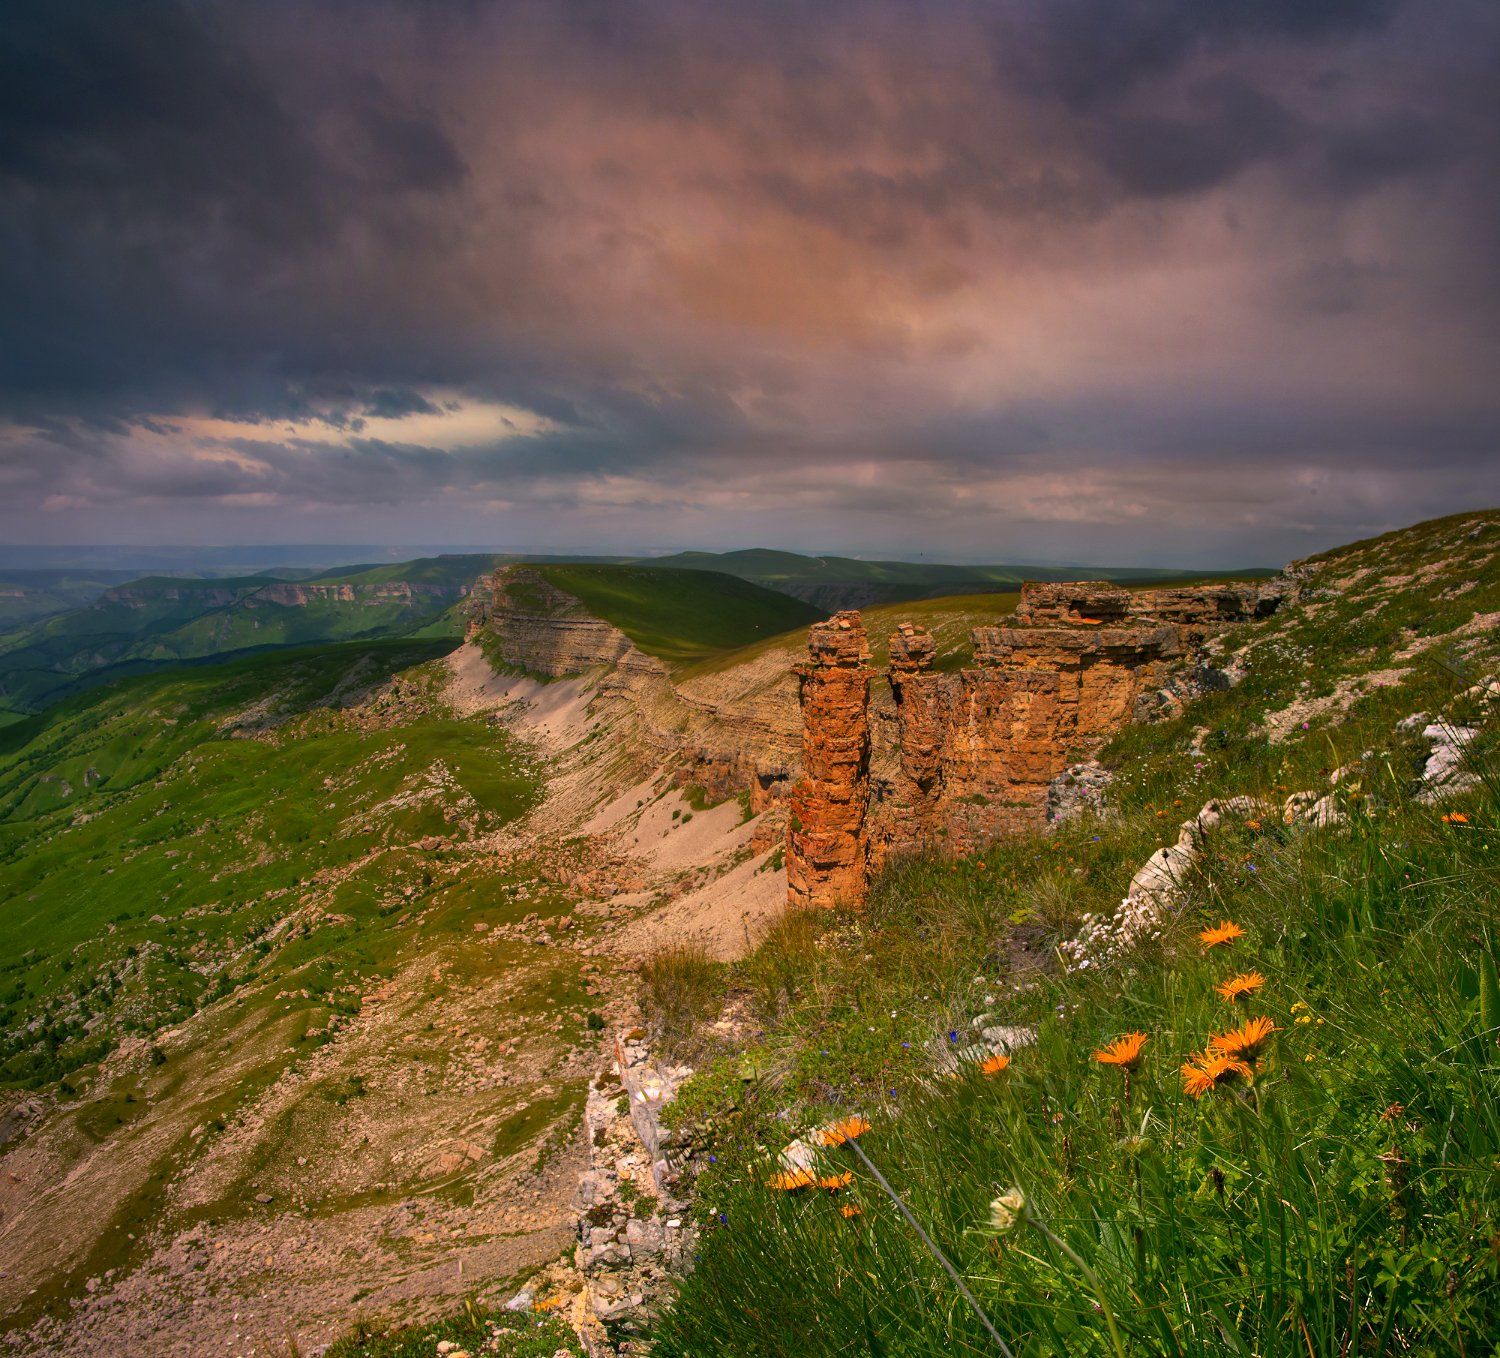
<box><xmin>786</xmin><ymin>612</ymin><xmax>872</xmax><ymax>910</ymax></box>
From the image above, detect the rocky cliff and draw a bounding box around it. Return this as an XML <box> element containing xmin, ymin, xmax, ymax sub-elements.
<box><xmin>788</xmin><ymin>579</ymin><xmax>1288</xmax><ymax>907</ymax></box>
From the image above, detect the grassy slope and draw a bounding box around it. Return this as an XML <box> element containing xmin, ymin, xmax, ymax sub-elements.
<box><xmin>532</xmin><ymin>564</ymin><xmax>823</xmax><ymax>667</ymax></box>
<box><xmin>0</xmin><ymin>558</ymin><xmax>489</xmax><ymax>716</ymax></box>
<box><xmin>644</xmin><ymin>549</ymin><xmax>1257</xmax><ymax>603</ymax></box>
<box><xmin>652</xmin><ymin>509</ymin><xmax>1500</xmax><ymax>1357</ymax></box>
<box><xmin>0</xmin><ymin>637</ymin><xmax>611</xmax><ymax>1330</ymax></box>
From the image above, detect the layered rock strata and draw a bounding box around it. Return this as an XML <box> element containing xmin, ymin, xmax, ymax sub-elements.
<box><xmin>788</xmin><ymin>580</ymin><xmax>1285</xmax><ymax>906</ymax></box>
<box><xmin>786</xmin><ymin>612</ymin><xmax>873</xmax><ymax>909</ymax></box>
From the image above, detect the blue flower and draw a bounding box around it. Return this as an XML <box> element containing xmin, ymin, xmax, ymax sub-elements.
<box><xmin>718</xmin><ymin>1212</ymin><xmax>727</xmax><ymax>1224</ymax></box>
<box><xmin>948</xmin><ymin>1030</ymin><xmax>958</xmax><ymax>1042</ymax></box>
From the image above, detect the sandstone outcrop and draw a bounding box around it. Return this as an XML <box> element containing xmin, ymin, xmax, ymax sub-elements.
<box><xmin>786</xmin><ymin>613</ymin><xmax>872</xmax><ymax>909</ymax></box>
<box><xmin>787</xmin><ymin>580</ymin><xmax>1285</xmax><ymax>906</ymax></box>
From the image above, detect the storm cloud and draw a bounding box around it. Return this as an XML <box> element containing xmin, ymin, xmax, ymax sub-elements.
<box><xmin>1</xmin><ymin>0</ymin><xmax>1497</xmax><ymax>564</ymax></box>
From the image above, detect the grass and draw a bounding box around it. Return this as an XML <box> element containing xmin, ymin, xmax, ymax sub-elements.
<box><xmin>656</xmin><ymin>774</ymin><xmax>1499</xmax><ymax>1356</ymax></box>
<box><xmin>639</xmin><ymin>942</ymin><xmax>725</xmax><ymax>1061</ymax></box>
<box><xmin>650</xmin><ymin>510</ymin><xmax>1500</xmax><ymax>1357</ymax></box>
<box><xmin>326</xmin><ymin>1297</ymin><xmax>582</xmax><ymax>1357</ymax></box>
<box><xmin>531</xmin><ymin>564</ymin><xmax>822</xmax><ymax>667</ymax></box>
<box><xmin>677</xmin><ymin>590</ymin><xmax>1024</xmax><ymax>683</ymax></box>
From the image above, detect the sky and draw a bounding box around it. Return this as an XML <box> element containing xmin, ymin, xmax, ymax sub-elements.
<box><xmin>1</xmin><ymin>0</ymin><xmax>1498</xmax><ymax>568</ymax></box>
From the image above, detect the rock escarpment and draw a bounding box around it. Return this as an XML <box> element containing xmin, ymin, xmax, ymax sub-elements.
<box><xmin>469</xmin><ymin>566</ymin><xmax>802</xmax><ymax>812</ymax></box>
<box><xmin>789</xmin><ymin>579</ymin><xmax>1286</xmax><ymax>908</ymax></box>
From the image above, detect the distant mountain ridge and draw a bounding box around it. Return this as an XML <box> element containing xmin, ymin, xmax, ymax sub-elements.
<box><xmin>0</xmin><ymin>547</ymin><xmax>1272</xmax><ymax>722</ymax></box>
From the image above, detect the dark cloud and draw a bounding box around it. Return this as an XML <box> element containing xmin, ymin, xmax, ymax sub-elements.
<box><xmin>0</xmin><ymin>0</ymin><xmax>1496</xmax><ymax>563</ymax></box>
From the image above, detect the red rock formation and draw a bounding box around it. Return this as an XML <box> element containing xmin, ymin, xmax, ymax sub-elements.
<box><xmin>787</xmin><ymin>579</ymin><xmax>1285</xmax><ymax>904</ymax></box>
<box><xmin>887</xmin><ymin>623</ymin><xmax>944</xmax><ymax>849</ymax></box>
<box><xmin>786</xmin><ymin>612</ymin><xmax>872</xmax><ymax>910</ymax></box>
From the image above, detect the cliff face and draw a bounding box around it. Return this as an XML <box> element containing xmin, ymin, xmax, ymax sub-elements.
<box><xmin>470</xmin><ymin>567</ymin><xmax>799</xmax><ymax>811</ymax></box>
<box><xmin>788</xmin><ymin>579</ymin><xmax>1287</xmax><ymax>907</ymax></box>
<box><xmin>476</xmin><ymin>567</ymin><xmax>650</xmax><ymax>677</ymax></box>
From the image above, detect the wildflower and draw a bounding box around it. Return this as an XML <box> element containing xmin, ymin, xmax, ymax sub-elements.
<box><xmin>1215</xmin><ymin>972</ymin><xmax>1266</xmax><ymax>1003</ymax></box>
<box><xmin>818</xmin><ymin>1170</ymin><xmax>853</xmax><ymax>1191</ymax></box>
<box><xmin>1092</xmin><ymin>1032</ymin><xmax>1148</xmax><ymax>1071</ymax></box>
<box><xmin>1199</xmin><ymin>920</ymin><xmax>1245</xmax><ymax>949</ymax></box>
<box><xmin>1209</xmin><ymin>1016</ymin><xmax>1277</xmax><ymax>1063</ymax></box>
<box><xmin>980</xmin><ymin>1053</ymin><xmax>1011</xmax><ymax>1076</ymax></box>
<box><xmin>533</xmin><ymin>1294</ymin><xmax>566</xmax><ymax>1313</ymax></box>
<box><xmin>1181</xmin><ymin>1052</ymin><xmax>1254</xmax><ymax>1098</ymax></box>
<box><xmin>1442</xmin><ymin>812</ymin><xmax>1470</xmax><ymax>825</ymax></box>
<box><xmin>840</xmin><ymin>1204</ymin><xmax>863</xmax><ymax>1219</ymax></box>
<box><xmin>768</xmin><ymin>1168</ymin><xmax>816</xmax><ymax>1191</ymax></box>
<box><xmin>814</xmin><ymin>1115</ymin><xmax>871</xmax><ymax>1147</ymax></box>
<box><xmin>988</xmin><ymin>1187</ymin><xmax>1027</xmax><ymax>1234</ymax></box>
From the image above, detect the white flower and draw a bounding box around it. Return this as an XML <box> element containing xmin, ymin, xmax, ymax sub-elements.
<box><xmin>988</xmin><ymin>1188</ymin><xmax>1026</xmax><ymax>1234</ymax></box>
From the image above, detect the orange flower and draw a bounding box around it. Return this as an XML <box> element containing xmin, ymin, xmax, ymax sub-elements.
<box><xmin>1092</xmin><ymin>1032</ymin><xmax>1149</xmax><ymax>1071</ymax></box>
<box><xmin>1215</xmin><ymin>972</ymin><xmax>1266</xmax><ymax>1003</ymax></box>
<box><xmin>1245</xmin><ymin>819</ymin><xmax>1263</xmax><ymax>831</ymax></box>
<box><xmin>1181</xmin><ymin>1051</ymin><xmax>1254</xmax><ymax>1098</ymax></box>
<box><xmin>840</xmin><ymin>1204</ymin><xmax>863</xmax><ymax>1219</ymax></box>
<box><xmin>1209</xmin><ymin>1015</ymin><xmax>1277</xmax><ymax>1063</ymax></box>
<box><xmin>532</xmin><ymin>1295</ymin><xmax>567</xmax><ymax>1313</ymax></box>
<box><xmin>1442</xmin><ymin>812</ymin><xmax>1470</xmax><ymax>825</ymax></box>
<box><xmin>814</xmin><ymin>1115</ymin><xmax>871</xmax><ymax>1147</ymax></box>
<box><xmin>980</xmin><ymin>1053</ymin><xmax>1011</xmax><ymax>1076</ymax></box>
<box><xmin>1199</xmin><ymin>920</ymin><xmax>1246</xmax><ymax>949</ymax></box>
<box><xmin>768</xmin><ymin>1168</ymin><xmax>817</xmax><ymax>1191</ymax></box>
<box><xmin>817</xmin><ymin>1170</ymin><xmax>853</xmax><ymax>1191</ymax></box>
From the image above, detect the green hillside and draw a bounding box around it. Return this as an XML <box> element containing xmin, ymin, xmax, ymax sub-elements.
<box><xmin>0</xmin><ymin>557</ymin><xmax>501</xmax><ymax>717</ymax></box>
<box><xmin>645</xmin><ymin>509</ymin><xmax>1500</xmax><ymax>1357</ymax></box>
<box><xmin>532</xmin><ymin>563</ymin><xmax>823</xmax><ymax>666</ymax></box>
<box><xmin>0</xmin><ymin>570</ymin><xmax>142</xmax><ymax>629</ymax></box>
<box><xmin>0</xmin><ymin>636</ymin><xmax>606</xmax><ymax>1328</ymax></box>
<box><xmin>642</xmin><ymin>548</ymin><xmax>1258</xmax><ymax>608</ymax></box>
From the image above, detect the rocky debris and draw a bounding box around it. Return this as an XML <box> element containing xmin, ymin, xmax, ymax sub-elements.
<box><xmin>0</xmin><ymin>1096</ymin><xmax>46</xmax><ymax>1151</ymax></box>
<box><xmin>570</xmin><ymin>1034</ymin><xmax>698</xmax><ymax>1354</ymax></box>
<box><xmin>787</xmin><ymin>613</ymin><xmax>873</xmax><ymax>910</ymax></box>
<box><xmin>1046</xmin><ymin>760</ymin><xmax>1113</xmax><ymax>824</ymax></box>
<box><xmin>1061</xmin><ymin>795</ymin><xmax>1273</xmax><ymax>972</ymax></box>
<box><xmin>1418</xmin><ymin>723</ymin><xmax>1481</xmax><ymax>803</ymax></box>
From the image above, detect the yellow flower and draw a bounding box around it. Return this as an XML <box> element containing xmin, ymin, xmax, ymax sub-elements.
<box><xmin>840</xmin><ymin>1204</ymin><xmax>863</xmax><ymax>1219</ymax></box>
<box><xmin>532</xmin><ymin>1294</ymin><xmax>567</xmax><ymax>1313</ymax></box>
<box><xmin>1199</xmin><ymin>920</ymin><xmax>1246</xmax><ymax>949</ymax></box>
<box><xmin>1092</xmin><ymin>1032</ymin><xmax>1149</xmax><ymax>1071</ymax></box>
<box><xmin>1215</xmin><ymin>972</ymin><xmax>1266</xmax><ymax>1002</ymax></box>
<box><xmin>1181</xmin><ymin>1051</ymin><xmax>1254</xmax><ymax>1098</ymax></box>
<box><xmin>768</xmin><ymin>1168</ymin><xmax>816</xmax><ymax>1191</ymax></box>
<box><xmin>1209</xmin><ymin>1016</ymin><xmax>1277</xmax><ymax>1063</ymax></box>
<box><xmin>814</xmin><ymin>1115</ymin><xmax>871</xmax><ymax>1147</ymax></box>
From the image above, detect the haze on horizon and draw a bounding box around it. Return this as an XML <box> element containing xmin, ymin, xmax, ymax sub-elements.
<box><xmin>2</xmin><ymin>0</ymin><xmax>1498</xmax><ymax>569</ymax></box>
